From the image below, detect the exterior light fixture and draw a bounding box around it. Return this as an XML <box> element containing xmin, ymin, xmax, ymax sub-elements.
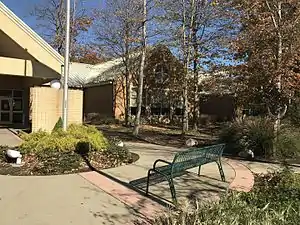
<box><xmin>50</xmin><ymin>79</ymin><xmax>62</xmax><ymax>89</ymax></box>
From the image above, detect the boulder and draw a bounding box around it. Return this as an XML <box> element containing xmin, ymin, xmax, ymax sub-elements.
<box><xmin>6</xmin><ymin>149</ymin><xmax>22</xmax><ymax>165</ymax></box>
<box><xmin>6</xmin><ymin>149</ymin><xmax>21</xmax><ymax>159</ymax></box>
<box><xmin>238</xmin><ymin>149</ymin><xmax>255</xmax><ymax>159</ymax></box>
<box><xmin>116</xmin><ymin>141</ymin><xmax>124</xmax><ymax>147</ymax></box>
<box><xmin>185</xmin><ymin>138</ymin><xmax>198</xmax><ymax>147</ymax></box>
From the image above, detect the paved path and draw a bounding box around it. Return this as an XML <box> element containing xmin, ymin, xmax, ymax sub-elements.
<box><xmin>238</xmin><ymin>159</ymin><xmax>300</xmax><ymax>174</ymax></box>
<box><xmin>103</xmin><ymin>142</ymin><xmax>241</xmax><ymax>205</ymax></box>
<box><xmin>0</xmin><ymin>128</ymin><xmax>22</xmax><ymax>147</ymax></box>
<box><xmin>0</xmin><ymin>141</ymin><xmax>256</xmax><ymax>225</ymax></box>
<box><xmin>0</xmin><ymin>174</ymin><xmax>137</xmax><ymax>225</ymax></box>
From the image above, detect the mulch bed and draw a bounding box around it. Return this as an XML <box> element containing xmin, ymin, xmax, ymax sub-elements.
<box><xmin>97</xmin><ymin>124</ymin><xmax>219</xmax><ymax>148</ymax></box>
<box><xmin>0</xmin><ymin>149</ymin><xmax>139</xmax><ymax>176</ymax></box>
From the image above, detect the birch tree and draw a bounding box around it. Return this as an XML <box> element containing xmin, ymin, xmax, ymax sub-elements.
<box><xmin>157</xmin><ymin>0</ymin><xmax>237</xmax><ymax>133</ymax></box>
<box><xmin>156</xmin><ymin>0</ymin><xmax>195</xmax><ymax>133</ymax></box>
<box><xmin>133</xmin><ymin>0</ymin><xmax>148</xmax><ymax>136</ymax></box>
<box><xmin>94</xmin><ymin>0</ymin><xmax>143</xmax><ymax>126</ymax></box>
<box><xmin>189</xmin><ymin>0</ymin><xmax>237</xmax><ymax>130</ymax></box>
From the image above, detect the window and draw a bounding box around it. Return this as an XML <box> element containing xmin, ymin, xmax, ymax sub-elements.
<box><xmin>13</xmin><ymin>90</ymin><xmax>23</xmax><ymax>97</ymax></box>
<box><xmin>0</xmin><ymin>90</ymin><xmax>12</xmax><ymax>97</ymax></box>
<box><xmin>13</xmin><ymin>99</ymin><xmax>23</xmax><ymax>111</ymax></box>
<box><xmin>13</xmin><ymin>113</ymin><xmax>23</xmax><ymax>123</ymax></box>
<box><xmin>154</xmin><ymin>65</ymin><xmax>168</xmax><ymax>84</ymax></box>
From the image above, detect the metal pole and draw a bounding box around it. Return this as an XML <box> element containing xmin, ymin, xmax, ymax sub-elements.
<box><xmin>63</xmin><ymin>0</ymin><xmax>71</xmax><ymax>131</ymax></box>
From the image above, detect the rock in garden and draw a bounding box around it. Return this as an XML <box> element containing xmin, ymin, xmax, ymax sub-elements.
<box><xmin>6</xmin><ymin>149</ymin><xmax>22</xmax><ymax>164</ymax></box>
<box><xmin>185</xmin><ymin>138</ymin><xmax>198</xmax><ymax>147</ymax></box>
<box><xmin>162</xmin><ymin>118</ymin><xmax>171</xmax><ymax>124</ymax></box>
<box><xmin>116</xmin><ymin>140</ymin><xmax>124</xmax><ymax>147</ymax></box>
<box><xmin>238</xmin><ymin>149</ymin><xmax>255</xmax><ymax>159</ymax></box>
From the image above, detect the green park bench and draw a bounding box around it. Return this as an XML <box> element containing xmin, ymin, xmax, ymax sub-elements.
<box><xmin>146</xmin><ymin>143</ymin><xmax>226</xmax><ymax>204</ymax></box>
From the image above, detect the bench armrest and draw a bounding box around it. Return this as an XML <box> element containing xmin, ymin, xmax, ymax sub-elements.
<box><xmin>153</xmin><ymin>159</ymin><xmax>171</xmax><ymax>169</ymax></box>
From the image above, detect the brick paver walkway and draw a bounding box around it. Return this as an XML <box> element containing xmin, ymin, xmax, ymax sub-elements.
<box><xmin>80</xmin><ymin>142</ymin><xmax>255</xmax><ymax>223</ymax></box>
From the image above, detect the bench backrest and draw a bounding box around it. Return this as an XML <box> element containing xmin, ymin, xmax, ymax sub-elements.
<box><xmin>171</xmin><ymin>144</ymin><xmax>225</xmax><ymax>174</ymax></box>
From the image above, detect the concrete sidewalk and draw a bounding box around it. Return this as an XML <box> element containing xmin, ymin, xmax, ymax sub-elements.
<box><xmin>104</xmin><ymin>142</ymin><xmax>236</xmax><ymax>204</ymax></box>
<box><xmin>0</xmin><ymin>141</ymin><xmax>256</xmax><ymax>225</ymax></box>
<box><xmin>0</xmin><ymin>174</ymin><xmax>138</xmax><ymax>225</ymax></box>
<box><xmin>0</xmin><ymin>128</ymin><xmax>22</xmax><ymax>147</ymax></box>
<box><xmin>238</xmin><ymin>159</ymin><xmax>300</xmax><ymax>174</ymax></box>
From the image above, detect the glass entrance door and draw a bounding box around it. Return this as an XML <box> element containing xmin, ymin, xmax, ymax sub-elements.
<box><xmin>0</xmin><ymin>98</ymin><xmax>12</xmax><ymax>124</ymax></box>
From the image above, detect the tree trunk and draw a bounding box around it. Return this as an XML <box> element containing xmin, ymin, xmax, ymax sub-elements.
<box><xmin>181</xmin><ymin>0</ymin><xmax>188</xmax><ymax>134</ymax></box>
<box><xmin>182</xmin><ymin>0</ymin><xmax>196</xmax><ymax>134</ymax></box>
<box><xmin>192</xmin><ymin>27</ymin><xmax>199</xmax><ymax>130</ymax></box>
<box><xmin>182</xmin><ymin>80</ymin><xmax>189</xmax><ymax>134</ymax></box>
<box><xmin>274</xmin><ymin>1</ymin><xmax>283</xmax><ymax>138</ymax></box>
<box><xmin>124</xmin><ymin>26</ymin><xmax>131</xmax><ymax>126</ymax></box>
<box><xmin>133</xmin><ymin>0</ymin><xmax>147</xmax><ymax>136</ymax></box>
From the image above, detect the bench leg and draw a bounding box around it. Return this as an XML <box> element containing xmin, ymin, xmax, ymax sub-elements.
<box><xmin>216</xmin><ymin>159</ymin><xmax>226</xmax><ymax>182</ymax></box>
<box><xmin>198</xmin><ymin>165</ymin><xmax>202</xmax><ymax>176</ymax></box>
<box><xmin>168</xmin><ymin>178</ymin><xmax>177</xmax><ymax>205</ymax></box>
<box><xmin>146</xmin><ymin>169</ymin><xmax>152</xmax><ymax>195</ymax></box>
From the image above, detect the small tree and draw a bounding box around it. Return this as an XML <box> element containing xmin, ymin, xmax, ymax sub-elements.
<box><xmin>133</xmin><ymin>0</ymin><xmax>148</xmax><ymax>136</ymax></box>
<box><xmin>31</xmin><ymin>0</ymin><xmax>92</xmax><ymax>56</ymax></box>
<box><xmin>156</xmin><ymin>0</ymin><xmax>237</xmax><ymax>133</ymax></box>
<box><xmin>94</xmin><ymin>0</ymin><xmax>143</xmax><ymax>126</ymax></box>
<box><xmin>232</xmin><ymin>0</ymin><xmax>300</xmax><ymax>138</ymax></box>
<box><xmin>53</xmin><ymin>117</ymin><xmax>63</xmax><ymax>132</ymax></box>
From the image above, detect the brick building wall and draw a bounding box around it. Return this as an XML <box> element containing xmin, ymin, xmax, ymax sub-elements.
<box><xmin>83</xmin><ymin>84</ymin><xmax>114</xmax><ymax>119</ymax></box>
<box><xmin>113</xmin><ymin>78</ymin><xmax>126</xmax><ymax>120</ymax></box>
<box><xmin>83</xmin><ymin>79</ymin><xmax>126</xmax><ymax>121</ymax></box>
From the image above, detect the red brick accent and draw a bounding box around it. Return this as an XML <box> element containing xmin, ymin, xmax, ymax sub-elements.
<box><xmin>226</xmin><ymin>159</ymin><xmax>254</xmax><ymax>192</ymax></box>
<box><xmin>79</xmin><ymin>171</ymin><xmax>163</xmax><ymax>224</ymax></box>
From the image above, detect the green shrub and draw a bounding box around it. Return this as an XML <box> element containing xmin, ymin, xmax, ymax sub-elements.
<box><xmin>52</xmin><ymin>117</ymin><xmax>63</xmax><ymax>132</ymax></box>
<box><xmin>19</xmin><ymin>124</ymin><xmax>109</xmax><ymax>154</ymax></box>
<box><xmin>287</xmin><ymin>96</ymin><xmax>300</xmax><ymax>127</ymax></box>
<box><xmin>275</xmin><ymin>127</ymin><xmax>300</xmax><ymax>159</ymax></box>
<box><xmin>67</xmin><ymin>124</ymin><xmax>109</xmax><ymax>151</ymax></box>
<box><xmin>220</xmin><ymin>117</ymin><xmax>275</xmax><ymax>157</ymax></box>
<box><xmin>154</xmin><ymin>171</ymin><xmax>300</xmax><ymax>225</ymax></box>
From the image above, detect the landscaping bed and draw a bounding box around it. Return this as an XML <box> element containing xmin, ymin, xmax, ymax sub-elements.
<box><xmin>154</xmin><ymin>169</ymin><xmax>300</xmax><ymax>225</ymax></box>
<box><xmin>0</xmin><ymin>124</ymin><xmax>138</xmax><ymax>176</ymax></box>
<box><xmin>97</xmin><ymin>124</ymin><xmax>218</xmax><ymax>148</ymax></box>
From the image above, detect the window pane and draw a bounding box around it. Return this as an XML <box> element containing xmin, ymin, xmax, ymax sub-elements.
<box><xmin>13</xmin><ymin>113</ymin><xmax>23</xmax><ymax>123</ymax></box>
<box><xmin>13</xmin><ymin>99</ymin><xmax>23</xmax><ymax>111</ymax></box>
<box><xmin>13</xmin><ymin>90</ymin><xmax>23</xmax><ymax>97</ymax></box>
<box><xmin>1</xmin><ymin>112</ymin><xmax>10</xmax><ymax>122</ymax></box>
<box><xmin>0</xmin><ymin>90</ymin><xmax>12</xmax><ymax>97</ymax></box>
<box><xmin>1</xmin><ymin>100</ymin><xmax>10</xmax><ymax>111</ymax></box>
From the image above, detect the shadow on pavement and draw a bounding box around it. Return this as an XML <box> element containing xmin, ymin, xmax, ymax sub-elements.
<box><xmin>80</xmin><ymin>155</ymin><xmax>174</xmax><ymax>223</ymax></box>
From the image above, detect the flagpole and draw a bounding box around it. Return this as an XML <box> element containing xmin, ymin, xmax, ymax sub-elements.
<box><xmin>62</xmin><ymin>0</ymin><xmax>71</xmax><ymax>131</ymax></box>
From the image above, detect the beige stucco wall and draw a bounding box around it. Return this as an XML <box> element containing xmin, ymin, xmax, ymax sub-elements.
<box><xmin>0</xmin><ymin>3</ymin><xmax>63</xmax><ymax>75</ymax></box>
<box><xmin>0</xmin><ymin>57</ymin><xmax>33</xmax><ymax>76</ymax></box>
<box><xmin>30</xmin><ymin>86</ymin><xmax>83</xmax><ymax>132</ymax></box>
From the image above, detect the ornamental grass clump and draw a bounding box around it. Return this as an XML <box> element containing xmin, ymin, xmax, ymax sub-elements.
<box><xmin>154</xmin><ymin>170</ymin><xmax>300</xmax><ymax>225</ymax></box>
